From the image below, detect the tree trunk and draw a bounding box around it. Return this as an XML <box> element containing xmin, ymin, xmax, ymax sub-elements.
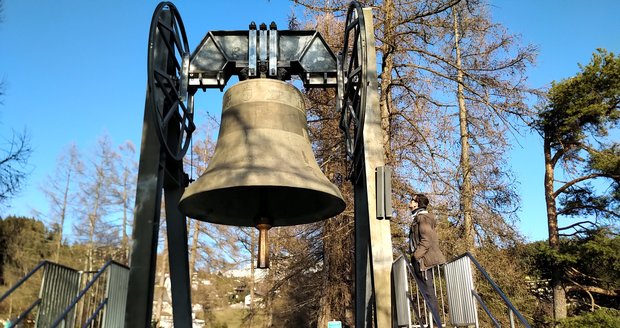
<box><xmin>121</xmin><ymin>172</ymin><xmax>129</xmax><ymax>263</ymax></box>
<box><xmin>317</xmin><ymin>291</ymin><xmax>331</xmax><ymax>328</ymax></box>
<box><xmin>88</xmin><ymin>214</ymin><xmax>95</xmax><ymax>272</ymax></box>
<box><xmin>250</xmin><ymin>228</ymin><xmax>256</xmax><ymax>319</ymax></box>
<box><xmin>55</xmin><ymin>169</ymin><xmax>71</xmax><ymax>262</ymax></box>
<box><xmin>453</xmin><ymin>8</ymin><xmax>475</xmax><ymax>251</ymax></box>
<box><xmin>317</xmin><ymin>218</ymin><xmax>353</xmax><ymax>328</ymax></box>
<box><xmin>379</xmin><ymin>0</ymin><xmax>395</xmax><ymax>164</ymax></box>
<box><xmin>88</xmin><ymin>191</ymin><xmax>101</xmax><ymax>272</ymax></box>
<box><xmin>543</xmin><ymin>137</ymin><xmax>567</xmax><ymax>320</ymax></box>
<box><xmin>188</xmin><ymin>220</ymin><xmax>200</xmax><ymax>274</ymax></box>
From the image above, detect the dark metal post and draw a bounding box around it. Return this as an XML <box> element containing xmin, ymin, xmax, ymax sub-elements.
<box><xmin>124</xmin><ymin>88</ymin><xmax>165</xmax><ymax>327</ymax></box>
<box><xmin>126</xmin><ymin>7</ymin><xmax>194</xmax><ymax>326</ymax></box>
<box><xmin>163</xmin><ymin>163</ymin><xmax>192</xmax><ymax>326</ymax></box>
<box><xmin>354</xmin><ymin>178</ymin><xmax>374</xmax><ymax>327</ymax></box>
<box><xmin>124</xmin><ymin>8</ymin><xmax>172</xmax><ymax>321</ymax></box>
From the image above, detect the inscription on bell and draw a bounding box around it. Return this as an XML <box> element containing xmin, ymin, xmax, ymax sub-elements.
<box><xmin>267</xmin><ymin>89</ymin><xmax>283</xmax><ymax>101</ymax></box>
<box><xmin>241</xmin><ymin>85</ymin><xmax>253</xmax><ymax>101</ymax></box>
<box><xmin>222</xmin><ymin>79</ymin><xmax>303</xmax><ymax>110</ymax></box>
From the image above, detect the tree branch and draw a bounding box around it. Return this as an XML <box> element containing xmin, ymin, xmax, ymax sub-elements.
<box><xmin>557</xmin><ymin>221</ymin><xmax>597</xmax><ymax>232</ymax></box>
<box><xmin>553</xmin><ymin>173</ymin><xmax>612</xmax><ymax>198</ymax></box>
<box><xmin>557</xmin><ymin>205</ymin><xmax>620</xmax><ymax>219</ymax></box>
<box><xmin>565</xmin><ymin>283</ymin><xmax>618</xmax><ymax>297</ymax></box>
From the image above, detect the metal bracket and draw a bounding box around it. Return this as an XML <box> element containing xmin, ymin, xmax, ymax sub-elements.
<box><xmin>376</xmin><ymin>166</ymin><xmax>393</xmax><ymax>219</ymax></box>
<box><xmin>188</xmin><ymin>29</ymin><xmax>337</xmax><ymax>89</ymax></box>
<box><xmin>259</xmin><ymin>23</ymin><xmax>268</xmax><ymax>76</ymax></box>
<box><xmin>248</xmin><ymin>22</ymin><xmax>257</xmax><ymax>77</ymax></box>
<box><xmin>269</xmin><ymin>22</ymin><xmax>278</xmax><ymax>77</ymax></box>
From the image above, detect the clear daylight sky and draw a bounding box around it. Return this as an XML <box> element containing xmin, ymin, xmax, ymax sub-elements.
<box><xmin>1</xmin><ymin>0</ymin><xmax>619</xmax><ymax>242</ymax></box>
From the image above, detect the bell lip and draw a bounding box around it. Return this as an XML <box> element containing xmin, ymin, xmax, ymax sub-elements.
<box><xmin>178</xmin><ymin>185</ymin><xmax>346</xmax><ymax>227</ymax></box>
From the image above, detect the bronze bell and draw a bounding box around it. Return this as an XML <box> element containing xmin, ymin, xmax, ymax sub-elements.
<box><xmin>179</xmin><ymin>78</ymin><xmax>345</xmax><ymax>268</ymax></box>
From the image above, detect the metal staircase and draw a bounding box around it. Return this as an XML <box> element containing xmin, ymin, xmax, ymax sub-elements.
<box><xmin>0</xmin><ymin>260</ymin><xmax>129</xmax><ymax>328</ymax></box>
<box><xmin>4</xmin><ymin>252</ymin><xmax>530</xmax><ymax>327</ymax></box>
<box><xmin>393</xmin><ymin>252</ymin><xmax>531</xmax><ymax>328</ymax></box>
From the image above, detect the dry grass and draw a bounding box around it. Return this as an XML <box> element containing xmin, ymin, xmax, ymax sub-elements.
<box><xmin>206</xmin><ymin>307</ymin><xmax>269</xmax><ymax>328</ymax></box>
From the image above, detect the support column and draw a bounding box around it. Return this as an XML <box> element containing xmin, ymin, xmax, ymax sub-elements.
<box><xmin>125</xmin><ymin>90</ymin><xmax>164</xmax><ymax>327</ymax></box>
<box><xmin>354</xmin><ymin>8</ymin><xmax>394</xmax><ymax>328</ymax></box>
<box><xmin>164</xmin><ymin>184</ymin><xmax>192</xmax><ymax>327</ymax></box>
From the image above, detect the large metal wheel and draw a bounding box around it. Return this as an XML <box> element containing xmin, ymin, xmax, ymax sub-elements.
<box><xmin>147</xmin><ymin>2</ymin><xmax>195</xmax><ymax>161</ymax></box>
<box><xmin>338</xmin><ymin>1</ymin><xmax>371</xmax><ymax>183</ymax></box>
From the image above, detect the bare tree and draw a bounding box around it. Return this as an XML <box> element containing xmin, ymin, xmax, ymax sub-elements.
<box><xmin>287</xmin><ymin>1</ymin><xmax>539</xmax><ymax>326</ymax></box>
<box><xmin>440</xmin><ymin>1</ymin><xmax>537</xmax><ymax>250</ymax></box>
<box><xmin>73</xmin><ymin>134</ymin><xmax>118</xmax><ymax>270</ymax></box>
<box><xmin>185</xmin><ymin>127</ymin><xmax>215</xmax><ymax>274</ymax></box>
<box><xmin>111</xmin><ymin>141</ymin><xmax>137</xmax><ymax>263</ymax></box>
<box><xmin>288</xmin><ymin>11</ymin><xmax>356</xmax><ymax>327</ymax></box>
<box><xmin>371</xmin><ymin>0</ymin><xmax>537</xmax><ymax>252</ymax></box>
<box><xmin>0</xmin><ymin>130</ymin><xmax>31</xmax><ymax>206</ymax></box>
<box><xmin>40</xmin><ymin>144</ymin><xmax>83</xmax><ymax>262</ymax></box>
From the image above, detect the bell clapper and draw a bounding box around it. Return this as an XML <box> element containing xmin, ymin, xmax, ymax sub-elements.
<box><xmin>256</xmin><ymin>220</ymin><xmax>272</xmax><ymax>269</ymax></box>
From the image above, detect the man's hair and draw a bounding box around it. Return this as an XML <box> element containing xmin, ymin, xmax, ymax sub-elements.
<box><xmin>413</xmin><ymin>193</ymin><xmax>429</xmax><ymax>208</ymax></box>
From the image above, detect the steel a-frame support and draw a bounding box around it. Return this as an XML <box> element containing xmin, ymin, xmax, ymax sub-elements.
<box><xmin>347</xmin><ymin>8</ymin><xmax>394</xmax><ymax>328</ymax></box>
<box><xmin>125</xmin><ymin>2</ymin><xmax>393</xmax><ymax>328</ymax></box>
<box><xmin>125</xmin><ymin>86</ymin><xmax>193</xmax><ymax>328</ymax></box>
<box><xmin>125</xmin><ymin>7</ymin><xmax>193</xmax><ymax>328</ymax></box>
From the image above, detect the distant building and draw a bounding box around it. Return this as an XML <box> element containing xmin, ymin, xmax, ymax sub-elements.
<box><xmin>224</xmin><ymin>265</ymin><xmax>267</xmax><ymax>281</ymax></box>
<box><xmin>153</xmin><ymin>274</ymin><xmax>206</xmax><ymax>328</ymax></box>
<box><xmin>244</xmin><ymin>291</ymin><xmax>265</xmax><ymax>309</ymax></box>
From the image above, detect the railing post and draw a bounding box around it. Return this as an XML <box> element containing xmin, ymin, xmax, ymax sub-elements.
<box><xmin>444</xmin><ymin>255</ymin><xmax>478</xmax><ymax>326</ymax></box>
<box><xmin>36</xmin><ymin>263</ymin><xmax>81</xmax><ymax>327</ymax></box>
<box><xmin>442</xmin><ymin>253</ymin><xmax>531</xmax><ymax>328</ymax></box>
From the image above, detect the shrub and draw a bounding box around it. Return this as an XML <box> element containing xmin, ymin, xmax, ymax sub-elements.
<box><xmin>556</xmin><ymin>308</ymin><xmax>620</xmax><ymax>328</ymax></box>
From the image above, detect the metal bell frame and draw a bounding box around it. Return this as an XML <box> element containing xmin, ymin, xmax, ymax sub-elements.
<box><xmin>126</xmin><ymin>1</ymin><xmax>393</xmax><ymax>327</ymax></box>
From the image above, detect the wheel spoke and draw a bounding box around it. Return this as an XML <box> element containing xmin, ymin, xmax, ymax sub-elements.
<box><xmin>153</xmin><ymin>71</ymin><xmax>179</xmax><ymax>106</ymax></box>
<box><xmin>156</xmin><ymin>22</ymin><xmax>182</xmax><ymax>71</ymax></box>
<box><xmin>339</xmin><ymin>2</ymin><xmax>369</xmax><ymax>180</ymax></box>
<box><xmin>162</xmin><ymin>99</ymin><xmax>180</xmax><ymax>126</ymax></box>
<box><xmin>147</xmin><ymin>3</ymin><xmax>193</xmax><ymax>161</ymax></box>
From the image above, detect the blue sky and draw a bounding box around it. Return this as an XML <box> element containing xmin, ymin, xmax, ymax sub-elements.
<box><xmin>1</xmin><ymin>0</ymin><xmax>619</xmax><ymax>242</ymax></box>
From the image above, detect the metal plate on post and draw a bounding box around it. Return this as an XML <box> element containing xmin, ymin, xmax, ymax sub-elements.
<box><xmin>376</xmin><ymin>166</ymin><xmax>393</xmax><ymax>219</ymax></box>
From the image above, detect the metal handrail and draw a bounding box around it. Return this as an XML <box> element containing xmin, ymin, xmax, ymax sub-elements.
<box><xmin>7</xmin><ymin>298</ymin><xmax>41</xmax><ymax>328</ymax></box>
<box><xmin>49</xmin><ymin>260</ymin><xmax>120</xmax><ymax>327</ymax></box>
<box><xmin>82</xmin><ymin>297</ymin><xmax>108</xmax><ymax>328</ymax></box>
<box><xmin>0</xmin><ymin>260</ymin><xmax>47</xmax><ymax>303</ymax></box>
<box><xmin>471</xmin><ymin>290</ymin><xmax>500</xmax><ymax>328</ymax></box>
<box><xmin>404</xmin><ymin>260</ymin><xmax>431</xmax><ymax>327</ymax></box>
<box><xmin>1</xmin><ymin>260</ymin><xmax>85</xmax><ymax>327</ymax></box>
<box><xmin>454</xmin><ymin>252</ymin><xmax>531</xmax><ymax>328</ymax></box>
<box><xmin>398</xmin><ymin>252</ymin><xmax>443</xmax><ymax>327</ymax></box>
<box><xmin>405</xmin><ymin>291</ymin><xmax>425</xmax><ymax>327</ymax></box>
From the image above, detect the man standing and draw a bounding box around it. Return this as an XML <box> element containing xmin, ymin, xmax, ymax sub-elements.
<box><xmin>409</xmin><ymin>193</ymin><xmax>446</xmax><ymax>327</ymax></box>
